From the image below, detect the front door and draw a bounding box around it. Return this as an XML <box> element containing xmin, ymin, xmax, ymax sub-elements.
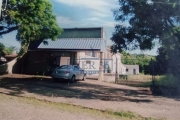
<box><xmin>60</xmin><ymin>57</ymin><xmax>70</xmax><ymax>66</ymax></box>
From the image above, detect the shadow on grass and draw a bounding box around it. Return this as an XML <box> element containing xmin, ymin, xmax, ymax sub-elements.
<box><xmin>117</xmin><ymin>80</ymin><xmax>152</xmax><ymax>88</ymax></box>
<box><xmin>117</xmin><ymin>78</ymin><xmax>180</xmax><ymax>99</ymax></box>
<box><xmin>0</xmin><ymin>75</ymin><xmax>153</xmax><ymax>103</ymax></box>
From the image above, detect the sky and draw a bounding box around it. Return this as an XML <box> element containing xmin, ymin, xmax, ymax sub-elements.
<box><xmin>0</xmin><ymin>0</ymin><xmax>158</xmax><ymax>55</ymax></box>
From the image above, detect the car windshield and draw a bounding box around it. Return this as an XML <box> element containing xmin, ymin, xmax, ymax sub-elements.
<box><xmin>58</xmin><ymin>65</ymin><xmax>72</xmax><ymax>69</ymax></box>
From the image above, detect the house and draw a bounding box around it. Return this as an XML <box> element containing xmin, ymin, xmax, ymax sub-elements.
<box><xmin>25</xmin><ymin>27</ymin><xmax>105</xmax><ymax>75</ymax></box>
<box><xmin>23</xmin><ymin>27</ymin><xmax>126</xmax><ymax>76</ymax></box>
<box><xmin>124</xmin><ymin>65</ymin><xmax>139</xmax><ymax>75</ymax></box>
<box><xmin>76</xmin><ymin>46</ymin><xmax>126</xmax><ymax>75</ymax></box>
<box><xmin>104</xmin><ymin>46</ymin><xmax>126</xmax><ymax>75</ymax></box>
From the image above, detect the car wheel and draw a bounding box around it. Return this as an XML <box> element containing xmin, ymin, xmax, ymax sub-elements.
<box><xmin>52</xmin><ymin>78</ymin><xmax>58</xmax><ymax>82</ymax></box>
<box><xmin>70</xmin><ymin>75</ymin><xmax>75</xmax><ymax>83</ymax></box>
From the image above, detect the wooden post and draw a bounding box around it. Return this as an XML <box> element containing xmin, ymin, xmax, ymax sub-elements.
<box><xmin>115</xmin><ymin>57</ymin><xmax>119</xmax><ymax>83</ymax></box>
<box><xmin>98</xmin><ymin>52</ymin><xmax>104</xmax><ymax>81</ymax></box>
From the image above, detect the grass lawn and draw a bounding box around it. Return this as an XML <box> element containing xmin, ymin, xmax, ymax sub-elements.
<box><xmin>117</xmin><ymin>74</ymin><xmax>180</xmax><ymax>96</ymax></box>
<box><xmin>0</xmin><ymin>93</ymin><xmax>158</xmax><ymax>120</ymax></box>
<box><xmin>117</xmin><ymin>74</ymin><xmax>153</xmax><ymax>87</ymax></box>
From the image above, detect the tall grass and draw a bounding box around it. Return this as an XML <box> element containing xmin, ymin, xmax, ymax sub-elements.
<box><xmin>150</xmin><ymin>75</ymin><xmax>180</xmax><ymax>96</ymax></box>
<box><xmin>155</xmin><ymin>75</ymin><xmax>180</xmax><ymax>88</ymax></box>
<box><xmin>127</xmin><ymin>74</ymin><xmax>152</xmax><ymax>81</ymax></box>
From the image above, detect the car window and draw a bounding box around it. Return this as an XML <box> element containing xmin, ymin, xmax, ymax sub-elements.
<box><xmin>74</xmin><ymin>66</ymin><xmax>80</xmax><ymax>70</ymax></box>
<box><xmin>58</xmin><ymin>65</ymin><xmax>72</xmax><ymax>69</ymax></box>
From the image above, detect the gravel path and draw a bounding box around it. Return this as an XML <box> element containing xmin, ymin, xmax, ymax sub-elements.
<box><xmin>0</xmin><ymin>74</ymin><xmax>180</xmax><ymax>120</ymax></box>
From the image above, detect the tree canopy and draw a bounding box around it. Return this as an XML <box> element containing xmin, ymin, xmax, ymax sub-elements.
<box><xmin>0</xmin><ymin>0</ymin><xmax>63</xmax><ymax>57</ymax></box>
<box><xmin>121</xmin><ymin>51</ymin><xmax>155</xmax><ymax>74</ymax></box>
<box><xmin>111</xmin><ymin>0</ymin><xmax>180</xmax><ymax>77</ymax></box>
<box><xmin>0</xmin><ymin>42</ymin><xmax>5</xmax><ymax>57</ymax></box>
<box><xmin>111</xmin><ymin>0</ymin><xmax>180</xmax><ymax>53</ymax></box>
<box><xmin>0</xmin><ymin>42</ymin><xmax>17</xmax><ymax>57</ymax></box>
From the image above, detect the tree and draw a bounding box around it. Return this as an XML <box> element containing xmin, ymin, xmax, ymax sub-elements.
<box><xmin>111</xmin><ymin>0</ymin><xmax>180</xmax><ymax>52</ymax></box>
<box><xmin>121</xmin><ymin>50</ymin><xmax>154</xmax><ymax>74</ymax></box>
<box><xmin>0</xmin><ymin>42</ymin><xmax>5</xmax><ymax>57</ymax></box>
<box><xmin>0</xmin><ymin>0</ymin><xmax>63</xmax><ymax>57</ymax></box>
<box><xmin>111</xmin><ymin>0</ymin><xmax>180</xmax><ymax>77</ymax></box>
<box><xmin>3</xmin><ymin>46</ymin><xmax>17</xmax><ymax>54</ymax></box>
<box><xmin>0</xmin><ymin>42</ymin><xmax>17</xmax><ymax>57</ymax></box>
<box><xmin>121</xmin><ymin>51</ymin><xmax>134</xmax><ymax>64</ymax></box>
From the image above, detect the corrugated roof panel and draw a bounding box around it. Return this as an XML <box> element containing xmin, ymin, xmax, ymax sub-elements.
<box><xmin>38</xmin><ymin>38</ymin><xmax>106</xmax><ymax>52</ymax></box>
<box><xmin>58</xmin><ymin>28</ymin><xmax>102</xmax><ymax>38</ymax></box>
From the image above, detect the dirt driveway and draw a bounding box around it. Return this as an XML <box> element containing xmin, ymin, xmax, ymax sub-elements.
<box><xmin>0</xmin><ymin>74</ymin><xmax>180</xmax><ymax>120</ymax></box>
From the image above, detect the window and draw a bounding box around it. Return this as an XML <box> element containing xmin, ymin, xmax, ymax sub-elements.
<box><xmin>59</xmin><ymin>65</ymin><xmax>72</xmax><ymax>69</ymax></box>
<box><xmin>126</xmin><ymin>69</ymin><xmax>128</xmax><ymax>72</ymax></box>
<box><xmin>85</xmin><ymin>51</ymin><xmax>91</xmax><ymax>56</ymax></box>
<box><xmin>74</xmin><ymin>66</ymin><xmax>80</xmax><ymax>70</ymax></box>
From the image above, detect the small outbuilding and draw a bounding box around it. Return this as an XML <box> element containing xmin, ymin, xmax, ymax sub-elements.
<box><xmin>124</xmin><ymin>65</ymin><xmax>139</xmax><ymax>75</ymax></box>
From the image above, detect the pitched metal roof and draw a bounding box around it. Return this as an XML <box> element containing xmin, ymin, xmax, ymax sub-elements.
<box><xmin>38</xmin><ymin>38</ymin><xmax>106</xmax><ymax>52</ymax></box>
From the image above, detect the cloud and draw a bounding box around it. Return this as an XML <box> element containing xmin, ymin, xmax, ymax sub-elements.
<box><xmin>86</xmin><ymin>17</ymin><xmax>129</xmax><ymax>28</ymax></box>
<box><xmin>54</xmin><ymin>0</ymin><xmax>119</xmax><ymax>17</ymax></box>
<box><xmin>56</xmin><ymin>16</ymin><xmax>75</xmax><ymax>25</ymax></box>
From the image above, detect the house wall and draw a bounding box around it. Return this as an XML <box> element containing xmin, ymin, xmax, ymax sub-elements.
<box><xmin>24</xmin><ymin>50</ymin><xmax>127</xmax><ymax>76</ymax></box>
<box><xmin>77</xmin><ymin>51</ymin><xmax>100</xmax><ymax>75</ymax></box>
<box><xmin>77</xmin><ymin>50</ymin><xmax>127</xmax><ymax>75</ymax></box>
<box><xmin>102</xmin><ymin>47</ymin><xmax>126</xmax><ymax>74</ymax></box>
<box><xmin>124</xmin><ymin>65</ymin><xmax>139</xmax><ymax>75</ymax></box>
<box><xmin>60</xmin><ymin>57</ymin><xmax>70</xmax><ymax>65</ymax></box>
<box><xmin>120</xmin><ymin>63</ymin><xmax>126</xmax><ymax>75</ymax></box>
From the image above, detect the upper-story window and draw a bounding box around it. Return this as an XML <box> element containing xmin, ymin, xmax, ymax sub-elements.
<box><xmin>85</xmin><ymin>51</ymin><xmax>98</xmax><ymax>57</ymax></box>
<box><xmin>85</xmin><ymin>51</ymin><xmax>91</xmax><ymax>56</ymax></box>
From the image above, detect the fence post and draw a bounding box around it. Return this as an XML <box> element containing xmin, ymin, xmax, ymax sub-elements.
<box><xmin>115</xmin><ymin>57</ymin><xmax>119</xmax><ymax>83</ymax></box>
<box><xmin>151</xmin><ymin>58</ymin><xmax>155</xmax><ymax>86</ymax></box>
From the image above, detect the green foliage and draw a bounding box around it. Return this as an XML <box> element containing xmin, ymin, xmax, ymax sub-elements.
<box><xmin>3</xmin><ymin>46</ymin><xmax>17</xmax><ymax>55</ymax></box>
<box><xmin>152</xmin><ymin>26</ymin><xmax>180</xmax><ymax>76</ymax></box>
<box><xmin>111</xmin><ymin>0</ymin><xmax>180</xmax><ymax>53</ymax></box>
<box><xmin>0</xmin><ymin>43</ymin><xmax>5</xmax><ymax>52</ymax></box>
<box><xmin>107</xmin><ymin>66</ymin><xmax>111</xmax><ymax>73</ymax></box>
<box><xmin>106</xmin><ymin>110</ymin><xmax>135</xmax><ymax>119</ymax></box>
<box><xmin>0</xmin><ymin>43</ymin><xmax>5</xmax><ymax>57</ymax></box>
<box><xmin>121</xmin><ymin>51</ymin><xmax>154</xmax><ymax>74</ymax></box>
<box><xmin>0</xmin><ymin>42</ymin><xmax>17</xmax><ymax>57</ymax></box>
<box><xmin>1</xmin><ymin>0</ymin><xmax>63</xmax><ymax>58</ymax></box>
<box><xmin>152</xmin><ymin>75</ymin><xmax>180</xmax><ymax>96</ymax></box>
<box><xmin>111</xmin><ymin>0</ymin><xmax>180</xmax><ymax>78</ymax></box>
<box><xmin>156</xmin><ymin>75</ymin><xmax>179</xmax><ymax>88</ymax></box>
